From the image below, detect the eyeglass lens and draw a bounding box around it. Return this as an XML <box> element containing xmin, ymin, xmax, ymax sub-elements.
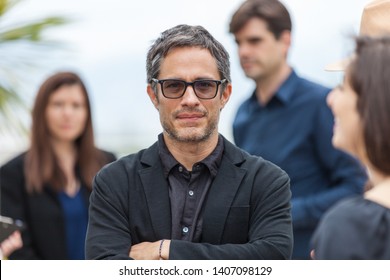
<box><xmin>162</xmin><ymin>80</ymin><xmax>217</xmax><ymax>99</ymax></box>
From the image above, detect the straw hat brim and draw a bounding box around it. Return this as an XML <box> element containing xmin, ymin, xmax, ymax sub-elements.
<box><xmin>325</xmin><ymin>0</ymin><xmax>390</xmax><ymax>72</ymax></box>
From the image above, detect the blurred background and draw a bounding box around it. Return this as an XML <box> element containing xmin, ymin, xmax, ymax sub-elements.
<box><xmin>0</xmin><ymin>0</ymin><xmax>369</xmax><ymax>164</ymax></box>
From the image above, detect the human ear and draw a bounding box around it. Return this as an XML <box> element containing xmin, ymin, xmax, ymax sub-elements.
<box><xmin>220</xmin><ymin>83</ymin><xmax>232</xmax><ymax>110</ymax></box>
<box><xmin>147</xmin><ymin>84</ymin><xmax>159</xmax><ymax>109</ymax></box>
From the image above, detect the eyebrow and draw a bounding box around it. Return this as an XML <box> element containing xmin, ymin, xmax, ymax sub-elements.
<box><xmin>160</xmin><ymin>77</ymin><xmax>217</xmax><ymax>81</ymax></box>
<box><xmin>236</xmin><ymin>36</ymin><xmax>263</xmax><ymax>45</ymax></box>
<box><xmin>248</xmin><ymin>36</ymin><xmax>263</xmax><ymax>43</ymax></box>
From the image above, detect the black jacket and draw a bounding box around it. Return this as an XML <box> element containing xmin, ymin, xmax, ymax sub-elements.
<box><xmin>86</xmin><ymin>137</ymin><xmax>293</xmax><ymax>259</ymax></box>
<box><xmin>0</xmin><ymin>151</ymin><xmax>116</xmax><ymax>259</ymax></box>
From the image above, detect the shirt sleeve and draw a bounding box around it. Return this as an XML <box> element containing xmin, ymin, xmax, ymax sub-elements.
<box><xmin>0</xmin><ymin>156</ymin><xmax>40</xmax><ymax>259</ymax></box>
<box><xmin>85</xmin><ymin>168</ymin><xmax>133</xmax><ymax>260</ymax></box>
<box><xmin>169</xmin><ymin>169</ymin><xmax>293</xmax><ymax>260</ymax></box>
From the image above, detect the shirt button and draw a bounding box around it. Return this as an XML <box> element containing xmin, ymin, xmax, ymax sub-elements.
<box><xmin>188</xmin><ymin>190</ymin><xmax>194</xmax><ymax>196</ymax></box>
<box><xmin>178</xmin><ymin>166</ymin><xmax>183</xmax><ymax>172</ymax></box>
<box><xmin>182</xmin><ymin>227</ymin><xmax>189</xmax><ymax>233</ymax></box>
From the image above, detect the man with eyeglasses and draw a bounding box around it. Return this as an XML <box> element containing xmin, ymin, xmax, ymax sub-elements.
<box><xmin>85</xmin><ymin>24</ymin><xmax>293</xmax><ymax>260</ymax></box>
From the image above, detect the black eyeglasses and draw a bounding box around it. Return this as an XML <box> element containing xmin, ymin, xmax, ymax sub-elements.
<box><xmin>152</xmin><ymin>78</ymin><xmax>227</xmax><ymax>99</ymax></box>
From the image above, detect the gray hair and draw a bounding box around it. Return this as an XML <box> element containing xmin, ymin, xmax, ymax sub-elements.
<box><xmin>146</xmin><ymin>24</ymin><xmax>231</xmax><ymax>91</ymax></box>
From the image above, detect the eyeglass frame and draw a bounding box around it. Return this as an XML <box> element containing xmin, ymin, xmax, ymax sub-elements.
<box><xmin>151</xmin><ymin>78</ymin><xmax>227</xmax><ymax>100</ymax></box>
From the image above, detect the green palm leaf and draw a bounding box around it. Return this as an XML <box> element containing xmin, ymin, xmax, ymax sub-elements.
<box><xmin>0</xmin><ymin>17</ymin><xmax>68</xmax><ymax>42</ymax></box>
<box><xmin>0</xmin><ymin>0</ymin><xmax>68</xmax><ymax>136</ymax></box>
<box><xmin>0</xmin><ymin>85</ymin><xmax>28</xmax><ymax>135</ymax></box>
<box><xmin>0</xmin><ymin>0</ymin><xmax>19</xmax><ymax>16</ymax></box>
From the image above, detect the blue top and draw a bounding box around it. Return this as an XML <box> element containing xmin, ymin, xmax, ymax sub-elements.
<box><xmin>233</xmin><ymin>69</ymin><xmax>367</xmax><ymax>259</ymax></box>
<box><xmin>58</xmin><ymin>188</ymin><xmax>89</xmax><ymax>260</ymax></box>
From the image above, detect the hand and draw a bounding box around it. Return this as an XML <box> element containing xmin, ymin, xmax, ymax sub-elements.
<box><xmin>0</xmin><ymin>231</ymin><xmax>23</xmax><ymax>259</ymax></box>
<box><xmin>129</xmin><ymin>240</ymin><xmax>171</xmax><ymax>260</ymax></box>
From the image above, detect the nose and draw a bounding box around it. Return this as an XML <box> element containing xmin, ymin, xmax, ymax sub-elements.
<box><xmin>62</xmin><ymin>104</ymin><xmax>75</xmax><ymax>117</ymax></box>
<box><xmin>238</xmin><ymin>43</ymin><xmax>250</xmax><ymax>58</ymax></box>
<box><xmin>180</xmin><ymin>84</ymin><xmax>200</xmax><ymax>105</ymax></box>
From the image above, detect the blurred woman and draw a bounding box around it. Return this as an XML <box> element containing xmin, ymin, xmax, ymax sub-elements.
<box><xmin>0</xmin><ymin>72</ymin><xmax>116</xmax><ymax>259</ymax></box>
<box><xmin>311</xmin><ymin>37</ymin><xmax>390</xmax><ymax>259</ymax></box>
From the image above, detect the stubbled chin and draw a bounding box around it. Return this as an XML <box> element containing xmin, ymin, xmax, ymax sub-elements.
<box><xmin>242</xmin><ymin>67</ymin><xmax>253</xmax><ymax>75</ymax></box>
<box><xmin>179</xmin><ymin>126</ymin><xmax>202</xmax><ymax>135</ymax></box>
<box><xmin>176</xmin><ymin>127</ymin><xmax>209</xmax><ymax>142</ymax></box>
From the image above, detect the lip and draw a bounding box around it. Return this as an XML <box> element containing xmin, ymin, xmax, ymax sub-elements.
<box><xmin>241</xmin><ymin>59</ymin><xmax>255</xmax><ymax>66</ymax></box>
<box><xmin>177</xmin><ymin>113</ymin><xmax>204</xmax><ymax>119</ymax></box>
<box><xmin>59</xmin><ymin>124</ymin><xmax>74</xmax><ymax>130</ymax></box>
<box><xmin>176</xmin><ymin>113</ymin><xmax>204</xmax><ymax>124</ymax></box>
<box><xmin>241</xmin><ymin>62</ymin><xmax>252</xmax><ymax>68</ymax></box>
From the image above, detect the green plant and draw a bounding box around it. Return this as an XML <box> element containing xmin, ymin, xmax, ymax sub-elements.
<box><xmin>0</xmin><ymin>0</ymin><xmax>68</xmax><ymax>135</ymax></box>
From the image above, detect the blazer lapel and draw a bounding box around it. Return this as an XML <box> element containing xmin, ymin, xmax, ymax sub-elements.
<box><xmin>139</xmin><ymin>144</ymin><xmax>172</xmax><ymax>240</ymax></box>
<box><xmin>201</xmin><ymin>139</ymin><xmax>247</xmax><ymax>243</ymax></box>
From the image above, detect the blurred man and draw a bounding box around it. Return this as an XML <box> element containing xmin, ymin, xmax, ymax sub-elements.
<box><xmin>229</xmin><ymin>0</ymin><xmax>367</xmax><ymax>259</ymax></box>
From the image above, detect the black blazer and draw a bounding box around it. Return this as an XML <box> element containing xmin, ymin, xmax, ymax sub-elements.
<box><xmin>0</xmin><ymin>151</ymin><xmax>116</xmax><ymax>259</ymax></box>
<box><xmin>86</xmin><ymin>136</ymin><xmax>293</xmax><ymax>259</ymax></box>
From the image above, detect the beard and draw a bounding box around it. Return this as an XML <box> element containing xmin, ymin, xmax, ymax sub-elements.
<box><xmin>161</xmin><ymin>109</ymin><xmax>218</xmax><ymax>143</ymax></box>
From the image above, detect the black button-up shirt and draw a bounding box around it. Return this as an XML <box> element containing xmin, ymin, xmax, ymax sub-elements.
<box><xmin>158</xmin><ymin>133</ymin><xmax>224</xmax><ymax>241</ymax></box>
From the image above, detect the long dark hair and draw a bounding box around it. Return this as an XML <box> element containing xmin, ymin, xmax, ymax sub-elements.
<box><xmin>348</xmin><ymin>36</ymin><xmax>390</xmax><ymax>175</ymax></box>
<box><xmin>25</xmin><ymin>71</ymin><xmax>108</xmax><ymax>192</ymax></box>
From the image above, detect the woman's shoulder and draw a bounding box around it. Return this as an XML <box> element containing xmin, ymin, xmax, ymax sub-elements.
<box><xmin>0</xmin><ymin>152</ymin><xmax>27</xmax><ymax>171</ymax></box>
<box><xmin>313</xmin><ymin>196</ymin><xmax>390</xmax><ymax>259</ymax></box>
<box><xmin>324</xmin><ymin>196</ymin><xmax>387</xmax><ymax>222</ymax></box>
<box><xmin>0</xmin><ymin>152</ymin><xmax>27</xmax><ymax>187</ymax></box>
<box><xmin>312</xmin><ymin>196</ymin><xmax>382</xmax><ymax>244</ymax></box>
<box><xmin>97</xmin><ymin>149</ymin><xmax>117</xmax><ymax>163</ymax></box>
<box><xmin>317</xmin><ymin>196</ymin><xmax>390</xmax><ymax>241</ymax></box>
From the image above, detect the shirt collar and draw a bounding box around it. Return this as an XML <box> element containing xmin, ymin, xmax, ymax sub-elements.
<box><xmin>249</xmin><ymin>69</ymin><xmax>298</xmax><ymax>106</ymax></box>
<box><xmin>158</xmin><ymin>133</ymin><xmax>224</xmax><ymax>178</ymax></box>
<box><xmin>275</xmin><ymin>69</ymin><xmax>298</xmax><ymax>104</ymax></box>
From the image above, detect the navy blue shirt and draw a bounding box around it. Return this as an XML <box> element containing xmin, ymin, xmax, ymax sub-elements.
<box><xmin>233</xmin><ymin>69</ymin><xmax>367</xmax><ymax>259</ymax></box>
<box><xmin>58</xmin><ymin>188</ymin><xmax>89</xmax><ymax>260</ymax></box>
